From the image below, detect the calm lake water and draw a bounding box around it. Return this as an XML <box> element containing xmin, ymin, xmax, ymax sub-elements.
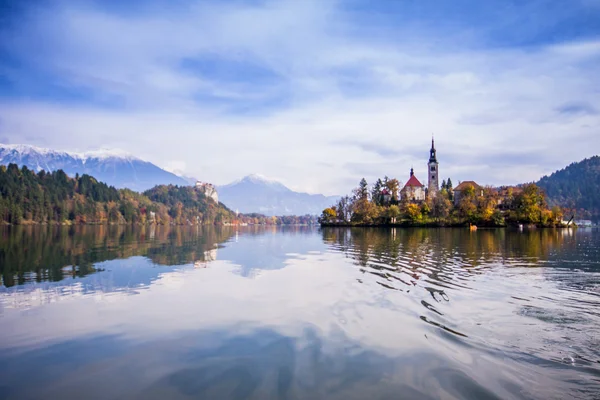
<box><xmin>1</xmin><ymin>226</ymin><xmax>599</xmax><ymax>400</ymax></box>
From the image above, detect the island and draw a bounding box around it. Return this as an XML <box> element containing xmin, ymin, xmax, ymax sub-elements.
<box><xmin>320</xmin><ymin>139</ymin><xmax>565</xmax><ymax>228</ymax></box>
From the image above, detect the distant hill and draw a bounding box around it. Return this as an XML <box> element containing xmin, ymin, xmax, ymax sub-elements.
<box><xmin>143</xmin><ymin>185</ymin><xmax>230</xmax><ymax>223</ymax></box>
<box><xmin>0</xmin><ymin>144</ymin><xmax>188</xmax><ymax>192</ymax></box>
<box><xmin>218</xmin><ymin>174</ymin><xmax>339</xmax><ymax>216</ymax></box>
<box><xmin>537</xmin><ymin>156</ymin><xmax>600</xmax><ymax>218</ymax></box>
<box><xmin>0</xmin><ymin>163</ymin><xmax>231</xmax><ymax>225</ymax></box>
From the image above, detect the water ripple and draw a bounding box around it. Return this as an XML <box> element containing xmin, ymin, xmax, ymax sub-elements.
<box><xmin>323</xmin><ymin>227</ymin><xmax>600</xmax><ymax>396</ymax></box>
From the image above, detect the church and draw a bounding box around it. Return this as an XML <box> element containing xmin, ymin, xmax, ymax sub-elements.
<box><xmin>400</xmin><ymin>138</ymin><xmax>439</xmax><ymax>202</ymax></box>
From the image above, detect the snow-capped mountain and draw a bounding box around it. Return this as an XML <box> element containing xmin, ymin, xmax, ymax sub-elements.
<box><xmin>219</xmin><ymin>174</ymin><xmax>339</xmax><ymax>216</ymax></box>
<box><xmin>0</xmin><ymin>144</ymin><xmax>188</xmax><ymax>191</ymax></box>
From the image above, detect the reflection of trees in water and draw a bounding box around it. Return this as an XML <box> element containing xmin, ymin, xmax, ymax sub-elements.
<box><xmin>323</xmin><ymin>228</ymin><xmax>570</xmax><ymax>266</ymax></box>
<box><xmin>143</xmin><ymin>225</ymin><xmax>234</xmax><ymax>266</ymax></box>
<box><xmin>0</xmin><ymin>225</ymin><xmax>320</xmax><ymax>288</ymax></box>
<box><xmin>322</xmin><ymin>227</ymin><xmax>573</xmax><ymax>292</ymax></box>
<box><xmin>0</xmin><ymin>225</ymin><xmax>236</xmax><ymax>287</ymax></box>
<box><xmin>322</xmin><ymin>227</ymin><xmax>592</xmax><ymax>345</ymax></box>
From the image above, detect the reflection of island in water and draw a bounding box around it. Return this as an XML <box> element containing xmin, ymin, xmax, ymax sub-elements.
<box><xmin>321</xmin><ymin>227</ymin><xmax>597</xmax><ymax>300</ymax></box>
<box><xmin>322</xmin><ymin>227</ymin><xmax>584</xmax><ymax>268</ymax></box>
<box><xmin>0</xmin><ymin>225</ymin><xmax>236</xmax><ymax>288</ymax></box>
<box><xmin>321</xmin><ymin>227</ymin><xmax>600</xmax><ymax>361</ymax></box>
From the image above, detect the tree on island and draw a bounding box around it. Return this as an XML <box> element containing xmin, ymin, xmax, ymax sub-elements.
<box><xmin>336</xmin><ymin>195</ymin><xmax>352</xmax><ymax>222</ymax></box>
<box><xmin>513</xmin><ymin>183</ymin><xmax>551</xmax><ymax>224</ymax></box>
<box><xmin>319</xmin><ymin>207</ymin><xmax>337</xmax><ymax>224</ymax></box>
<box><xmin>356</xmin><ymin>178</ymin><xmax>369</xmax><ymax>200</ymax></box>
<box><xmin>386</xmin><ymin>178</ymin><xmax>400</xmax><ymax>202</ymax></box>
<box><xmin>431</xmin><ymin>193</ymin><xmax>451</xmax><ymax>221</ymax></box>
<box><xmin>446</xmin><ymin>178</ymin><xmax>454</xmax><ymax>200</ymax></box>
<box><xmin>387</xmin><ymin>205</ymin><xmax>400</xmax><ymax>223</ymax></box>
<box><xmin>371</xmin><ymin>179</ymin><xmax>384</xmax><ymax>206</ymax></box>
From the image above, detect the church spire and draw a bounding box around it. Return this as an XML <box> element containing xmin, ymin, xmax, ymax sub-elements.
<box><xmin>428</xmin><ymin>136</ymin><xmax>439</xmax><ymax>196</ymax></box>
<box><xmin>429</xmin><ymin>135</ymin><xmax>437</xmax><ymax>163</ymax></box>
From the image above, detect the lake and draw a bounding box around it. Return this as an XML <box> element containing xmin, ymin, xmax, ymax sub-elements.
<box><xmin>0</xmin><ymin>225</ymin><xmax>599</xmax><ymax>399</ymax></box>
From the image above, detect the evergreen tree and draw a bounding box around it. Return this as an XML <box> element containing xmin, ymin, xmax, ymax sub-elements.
<box><xmin>537</xmin><ymin>156</ymin><xmax>600</xmax><ymax>218</ymax></box>
<box><xmin>358</xmin><ymin>178</ymin><xmax>369</xmax><ymax>200</ymax></box>
<box><xmin>446</xmin><ymin>178</ymin><xmax>454</xmax><ymax>200</ymax></box>
<box><xmin>371</xmin><ymin>179</ymin><xmax>383</xmax><ymax>205</ymax></box>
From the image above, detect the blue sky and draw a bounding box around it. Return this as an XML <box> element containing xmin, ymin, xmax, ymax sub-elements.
<box><xmin>1</xmin><ymin>0</ymin><xmax>599</xmax><ymax>195</ymax></box>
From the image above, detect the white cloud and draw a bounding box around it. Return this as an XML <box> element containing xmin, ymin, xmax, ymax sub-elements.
<box><xmin>1</xmin><ymin>0</ymin><xmax>599</xmax><ymax>195</ymax></box>
<box><xmin>164</xmin><ymin>160</ymin><xmax>187</xmax><ymax>175</ymax></box>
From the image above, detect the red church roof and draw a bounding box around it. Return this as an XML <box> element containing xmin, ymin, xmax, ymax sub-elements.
<box><xmin>404</xmin><ymin>174</ymin><xmax>424</xmax><ymax>188</ymax></box>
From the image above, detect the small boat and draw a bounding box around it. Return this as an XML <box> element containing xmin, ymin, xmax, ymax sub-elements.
<box><xmin>469</xmin><ymin>224</ymin><xmax>478</xmax><ymax>231</ymax></box>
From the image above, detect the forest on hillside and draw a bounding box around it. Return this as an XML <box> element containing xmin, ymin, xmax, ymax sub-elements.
<box><xmin>537</xmin><ymin>156</ymin><xmax>600</xmax><ymax>219</ymax></box>
<box><xmin>0</xmin><ymin>164</ymin><xmax>318</xmax><ymax>226</ymax></box>
<box><xmin>0</xmin><ymin>163</ymin><xmax>233</xmax><ymax>225</ymax></box>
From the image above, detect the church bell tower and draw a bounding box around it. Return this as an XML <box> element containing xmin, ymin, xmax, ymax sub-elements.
<box><xmin>428</xmin><ymin>137</ymin><xmax>439</xmax><ymax>196</ymax></box>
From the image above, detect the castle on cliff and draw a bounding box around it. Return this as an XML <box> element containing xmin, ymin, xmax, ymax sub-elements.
<box><xmin>195</xmin><ymin>181</ymin><xmax>219</xmax><ymax>203</ymax></box>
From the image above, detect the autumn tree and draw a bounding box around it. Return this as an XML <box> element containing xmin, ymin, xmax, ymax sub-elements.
<box><xmin>403</xmin><ymin>203</ymin><xmax>422</xmax><ymax>223</ymax></box>
<box><xmin>385</xmin><ymin>178</ymin><xmax>400</xmax><ymax>201</ymax></box>
<box><xmin>457</xmin><ymin>184</ymin><xmax>477</xmax><ymax>223</ymax></box>
<box><xmin>432</xmin><ymin>194</ymin><xmax>451</xmax><ymax>221</ymax></box>
<box><xmin>351</xmin><ymin>198</ymin><xmax>380</xmax><ymax>224</ymax></box>
<box><xmin>514</xmin><ymin>184</ymin><xmax>547</xmax><ymax>224</ymax></box>
<box><xmin>551</xmin><ymin>206</ymin><xmax>563</xmax><ymax>224</ymax></box>
<box><xmin>477</xmin><ymin>187</ymin><xmax>498</xmax><ymax>222</ymax></box>
<box><xmin>421</xmin><ymin>202</ymin><xmax>431</xmax><ymax>220</ymax></box>
<box><xmin>319</xmin><ymin>207</ymin><xmax>337</xmax><ymax>223</ymax></box>
<box><xmin>387</xmin><ymin>204</ymin><xmax>400</xmax><ymax>223</ymax></box>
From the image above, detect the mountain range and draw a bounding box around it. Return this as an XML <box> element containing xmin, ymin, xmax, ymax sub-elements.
<box><xmin>0</xmin><ymin>144</ymin><xmax>188</xmax><ymax>192</ymax></box>
<box><xmin>3</xmin><ymin>143</ymin><xmax>596</xmax><ymax>218</ymax></box>
<box><xmin>218</xmin><ymin>174</ymin><xmax>339</xmax><ymax>216</ymax></box>
<box><xmin>0</xmin><ymin>144</ymin><xmax>339</xmax><ymax>216</ymax></box>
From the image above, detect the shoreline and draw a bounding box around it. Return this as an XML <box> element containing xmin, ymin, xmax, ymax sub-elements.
<box><xmin>319</xmin><ymin>222</ymin><xmax>573</xmax><ymax>229</ymax></box>
<box><xmin>1</xmin><ymin>221</ymin><xmax>320</xmax><ymax>227</ymax></box>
